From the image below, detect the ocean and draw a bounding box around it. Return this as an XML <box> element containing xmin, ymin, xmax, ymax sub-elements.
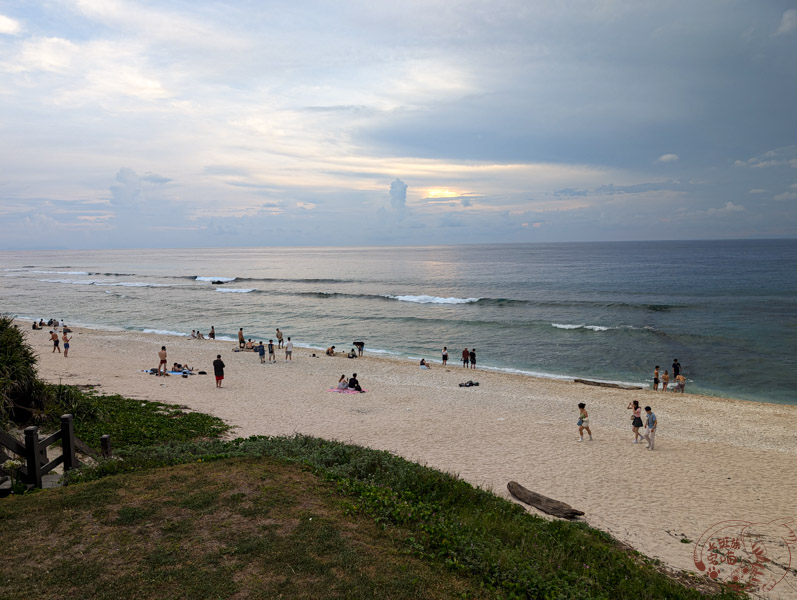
<box><xmin>1</xmin><ymin>240</ymin><xmax>795</xmax><ymax>404</ymax></box>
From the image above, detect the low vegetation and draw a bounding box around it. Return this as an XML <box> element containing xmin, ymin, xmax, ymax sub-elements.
<box><xmin>1</xmin><ymin>317</ymin><xmax>741</xmax><ymax>598</ymax></box>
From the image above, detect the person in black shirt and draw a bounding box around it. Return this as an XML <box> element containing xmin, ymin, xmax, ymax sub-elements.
<box><xmin>672</xmin><ymin>359</ymin><xmax>681</xmax><ymax>378</ymax></box>
<box><xmin>213</xmin><ymin>354</ymin><xmax>225</xmax><ymax>388</ymax></box>
<box><xmin>348</xmin><ymin>373</ymin><xmax>364</xmax><ymax>393</ymax></box>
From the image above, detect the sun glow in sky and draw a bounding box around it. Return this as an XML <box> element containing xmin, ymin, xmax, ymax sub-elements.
<box><xmin>0</xmin><ymin>1</ymin><xmax>796</xmax><ymax>249</ymax></box>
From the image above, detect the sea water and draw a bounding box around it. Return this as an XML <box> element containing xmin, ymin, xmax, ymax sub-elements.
<box><xmin>1</xmin><ymin>240</ymin><xmax>795</xmax><ymax>404</ymax></box>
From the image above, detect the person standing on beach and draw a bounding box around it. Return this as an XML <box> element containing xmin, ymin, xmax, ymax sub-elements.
<box><xmin>469</xmin><ymin>348</ymin><xmax>476</xmax><ymax>369</ymax></box>
<box><xmin>276</xmin><ymin>328</ymin><xmax>284</xmax><ymax>349</ymax></box>
<box><xmin>653</xmin><ymin>366</ymin><xmax>660</xmax><ymax>391</ymax></box>
<box><xmin>50</xmin><ymin>330</ymin><xmax>60</xmax><ymax>353</ymax></box>
<box><xmin>577</xmin><ymin>403</ymin><xmax>592</xmax><ymax>441</ymax></box>
<box><xmin>62</xmin><ymin>331</ymin><xmax>71</xmax><ymax>358</ymax></box>
<box><xmin>285</xmin><ymin>337</ymin><xmax>293</xmax><ymax>361</ymax></box>
<box><xmin>641</xmin><ymin>406</ymin><xmax>657</xmax><ymax>450</ymax></box>
<box><xmin>462</xmin><ymin>348</ymin><xmax>469</xmax><ymax>368</ymax></box>
<box><xmin>661</xmin><ymin>370</ymin><xmax>670</xmax><ymax>391</ymax></box>
<box><xmin>268</xmin><ymin>339</ymin><xmax>276</xmax><ymax>363</ymax></box>
<box><xmin>158</xmin><ymin>346</ymin><xmax>167</xmax><ymax>376</ymax></box>
<box><xmin>257</xmin><ymin>341</ymin><xmax>265</xmax><ymax>364</ymax></box>
<box><xmin>672</xmin><ymin>359</ymin><xmax>681</xmax><ymax>379</ymax></box>
<box><xmin>209</xmin><ymin>326</ymin><xmax>215</xmax><ymax>339</ymax></box>
<box><xmin>675</xmin><ymin>372</ymin><xmax>686</xmax><ymax>393</ymax></box>
<box><xmin>628</xmin><ymin>400</ymin><xmax>644</xmax><ymax>443</ymax></box>
<box><xmin>213</xmin><ymin>355</ymin><xmax>225</xmax><ymax>387</ymax></box>
<box><xmin>442</xmin><ymin>346</ymin><xmax>448</xmax><ymax>365</ymax></box>
<box><xmin>238</xmin><ymin>328</ymin><xmax>245</xmax><ymax>349</ymax></box>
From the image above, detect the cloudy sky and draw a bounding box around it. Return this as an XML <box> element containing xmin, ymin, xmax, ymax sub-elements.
<box><xmin>1</xmin><ymin>1</ymin><xmax>796</xmax><ymax>249</ymax></box>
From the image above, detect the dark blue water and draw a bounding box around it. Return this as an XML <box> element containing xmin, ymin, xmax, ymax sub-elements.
<box><xmin>2</xmin><ymin>240</ymin><xmax>795</xmax><ymax>404</ymax></box>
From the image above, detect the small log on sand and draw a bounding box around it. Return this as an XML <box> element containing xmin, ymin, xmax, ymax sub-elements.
<box><xmin>507</xmin><ymin>481</ymin><xmax>585</xmax><ymax>520</ymax></box>
<box><xmin>573</xmin><ymin>378</ymin><xmax>642</xmax><ymax>391</ymax></box>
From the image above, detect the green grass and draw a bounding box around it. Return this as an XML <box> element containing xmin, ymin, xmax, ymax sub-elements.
<box><xmin>0</xmin><ymin>458</ymin><xmax>488</xmax><ymax>600</ymax></box>
<box><xmin>61</xmin><ymin>436</ymin><xmax>742</xmax><ymax>599</ymax></box>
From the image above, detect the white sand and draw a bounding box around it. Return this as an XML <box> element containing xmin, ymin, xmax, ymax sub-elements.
<box><xmin>26</xmin><ymin>323</ymin><xmax>797</xmax><ymax>596</ymax></box>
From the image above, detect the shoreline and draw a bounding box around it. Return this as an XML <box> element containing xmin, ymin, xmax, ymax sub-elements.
<box><xmin>17</xmin><ymin>320</ymin><xmax>797</xmax><ymax>595</ymax></box>
<box><xmin>19</xmin><ymin>316</ymin><xmax>780</xmax><ymax>406</ymax></box>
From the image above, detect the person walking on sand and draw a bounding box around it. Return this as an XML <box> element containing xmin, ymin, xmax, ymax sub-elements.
<box><xmin>276</xmin><ymin>328</ymin><xmax>284</xmax><ymax>349</ymax></box>
<box><xmin>285</xmin><ymin>337</ymin><xmax>293</xmax><ymax>361</ymax></box>
<box><xmin>62</xmin><ymin>331</ymin><xmax>71</xmax><ymax>358</ymax></box>
<box><xmin>238</xmin><ymin>328</ymin><xmax>245</xmax><ymax>349</ymax></box>
<box><xmin>461</xmin><ymin>348</ymin><xmax>469</xmax><ymax>368</ymax></box>
<box><xmin>50</xmin><ymin>330</ymin><xmax>61</xmax><ymax>353</ymax></box>
<box><xmin>213</xmin><ymin>355</ymin><xmax>225</xmax><ymax>388</ymax></box>
<box><xmin>469</xmin><ymin>348</ymin><xmax>476</xmax><ymax>369</ymax></box>
<box><xmin>661</xmin><ymin>370</ymin><xmax>670</xmax><ymax>391</ymax></box>
<box><xmin>628</xmin><ymin>400</ymin><xmax>644</xmax><ymax>443</ymax></box>
<box><xmin>641</xmin><ymin>406</ymin><xmax>657</xmax><ymax>450</ymax></box>
<box><xmin>158</xmin><ymin>346</ymin><xmax>167</xmax><ymax>376</ymax></box>
<box><xmin>577</xmin><ymin>402</ymin><xmax>593</xmax><ymax>441</ymax></box>
<box><xmin>653</xmin><ymin>365</ymin><xmax>660</xmax><ymax>391</ymax></box>
<box><xmin>442</xmin><ymin>346</ymin><xmax>448</xmax><ymax>366</ymax></box>
<box><xmin>257</xmin><ymin>341</ymin><xmax>265</xmax><ymax>364</ymax></box>
<box><xmin>268</xmin><ymin>339</ymin><xmax>276</xmax><ymax>363</ymax></box>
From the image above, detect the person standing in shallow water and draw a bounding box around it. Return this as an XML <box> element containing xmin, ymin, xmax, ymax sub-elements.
<box><xmin>442</xmin><ymin>346</ymin><xmax>448</xmax><ymax>366</ymax></box>
<box><xmin>577</xmin><ymin>402</ymin><xmax>593</xmax><ymax>442</ymax></box>
<box><xmin>661</xmin><ymin>370</ymin><xmax>670</xmax><ymax>391</ymax></box>
<box><xmin>461</xmin><ymin>348</ymin><xmax>469</xmax><ymax>368</ymax></box>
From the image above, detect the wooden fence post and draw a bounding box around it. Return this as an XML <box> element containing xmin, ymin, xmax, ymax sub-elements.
<box><xmin>101</xmin><ymin>435</ymin><xmax>111</xmax><ymax>459</ymax></box>
<box><xmin>24</xmin><ymin>426</ymin><xmax>42</xmax><ymax>489</ymax></box>
<box><xmin>60</xmin><ymin>414</ymin><xmax>77</xmax><ymax>472</ymax></box>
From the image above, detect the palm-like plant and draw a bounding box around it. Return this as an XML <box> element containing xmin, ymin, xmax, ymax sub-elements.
<box><xmin>0</xmin><ymin>316</ymin><xmax>49</xmax><ymax>424</ymax></box>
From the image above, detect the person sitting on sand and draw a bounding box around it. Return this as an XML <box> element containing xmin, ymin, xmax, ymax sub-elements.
<box><xmin>577</xmin><ymin>402</ymin><xmax>592</xmax><ymax>442</ymax></box>
<box><xmin>32</xmin><ymin>322</ymin><xmax>40</xmax><ymax>330</ymax></box>
<box><xmin>628</xmin><ymin>400</ymin><xmax>644</xmax><ymax>443</ymax></box>
<box><xmin>191</xmin><ymin>330</ymin><xmax>197</xmax><ymax>339</ymax></box>
<box><xmin>420</xmin><ymin>358</ymin><xmax>431</xmax><ymax>369</ymax></box>
<box><xmin>347</xmin><ymin>348</ymin><xmax>357</xmax><ymax>358</ymax></box>
<box><xmin>196</xmin><ymin>330</ymin><xmax>205</xmax><ymax>340</ymax></box>
<box><xmin>245</xmin><ymin>339</ymin><xmax>254</xmax><ymax>350</ymax></box>
<box><xmin>337</xmin><ymin>374</ymin><xmax>348</xmax><ymax>390</ymax></box>
<box><xmin>348</xmin><ymin>373</ymin><xmax>364</xmax><ymax>393</ymax></box>
<box><xmin>326</xmin><ymin>346</ymin><xmax>336</xmax><ymax>356</ymax></box>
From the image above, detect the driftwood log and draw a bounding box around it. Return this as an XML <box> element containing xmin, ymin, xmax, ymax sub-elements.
<box><xmin>573</xmin><ymin>378</ymin><xmax>642</xmax><ymax>391</ymax></box>
<box><xmin>507</xmin><ymin>481</ymin><xmax>584</xmax><ymax>520</ymax></box>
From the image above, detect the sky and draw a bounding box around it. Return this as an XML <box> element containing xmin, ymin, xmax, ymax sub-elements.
<box><xmin>1</xmin><ymin>1</ymin><xmax>796</xmax><ymax>249</ymax></box>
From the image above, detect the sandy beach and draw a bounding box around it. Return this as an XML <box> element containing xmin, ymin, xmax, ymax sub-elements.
<box><xmin>24</xmin><ymin>322</ymin><xmax>797</xmax><ymax>597</ymax></box>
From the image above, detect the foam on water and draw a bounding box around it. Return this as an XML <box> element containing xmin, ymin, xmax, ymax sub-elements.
<box><xmin>216</xmin><ymin>288</ymin><xmax>255</xmax><ymax>293</ymax></box>
<box><xmin>196</xmin><ymin>276</ymin><xmax>236</xmax><ymax>282</ymax></box>
<box><xmin>387</xmin><ymin>294</ymin><xmax>481</xmax><ymax>304</ymax></box>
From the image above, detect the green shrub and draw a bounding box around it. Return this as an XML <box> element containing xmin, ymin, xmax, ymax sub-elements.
<box><xmin>0</xmin><ymin>316</ymin><xmax>50</xmax><ymax>424</ymax></box>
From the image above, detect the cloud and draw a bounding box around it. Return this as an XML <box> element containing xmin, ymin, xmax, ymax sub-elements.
<box><xmin>748</xmin><ymin>189</ymin><xmax>767</xmax><ymax>194</ymax></box>
<box><xmin>706</xmin><ymin>202</ymin><xmax>745</xmax><ymax>214</ymax></box>
<box><xmin>656</xmin><ymin>153</ymin><xmax>679</xmax><ymax>163</ymax></box>
<box><xmin>734</xmin><ymin>146</ymin><xmax>797</xmax><ymax>168</ymax></box>
<box><xmin>0</xmin><ymin>13</ymin><xmax>21</xmax><ymax>35</ymax></box>
<box><xmin>389</xmin><ymin>178</ymin><xmax>408</xmax><ymax>212</ymax></box>
<box><xmin>775</xmin><ymin>9</ymin><xmax>797</xmax><ymax>36</ymax></box>
<box><xmin>554</xmin><ymin>188</ymin><xmax>588</xmax><ymax>197</ymax></box>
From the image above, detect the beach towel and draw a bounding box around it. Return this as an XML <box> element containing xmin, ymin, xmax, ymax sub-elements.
<box><xmin>167</xmin><ymin>371</ymin><xmax>194</xmax><ymax>376</ymax></box>
<box><xmin>327</xmin><ymin>388</ymin><xmax>368</xmax><ymax>394</ymax></box>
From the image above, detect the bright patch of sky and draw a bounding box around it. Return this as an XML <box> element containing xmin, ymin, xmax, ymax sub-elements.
<box><xmin>0</xmin><ymin>1</ymin><xmax>796</xmax><ymax>249</ymax></box>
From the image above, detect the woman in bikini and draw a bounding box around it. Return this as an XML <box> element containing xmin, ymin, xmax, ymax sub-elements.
<box><xmin>577</xmin><ymin>403</ymin><xmax>592</xmax><ymax>442</ymax></box>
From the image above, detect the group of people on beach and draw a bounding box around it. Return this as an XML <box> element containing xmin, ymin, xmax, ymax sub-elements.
<box><xmin>439</xmin><ymin>347</ymin><xmax>476</xmax><ymax>369</ymax></box>
<box><xmin>236</xmin><ymin>327</ymin><xmax>294</xmax><ymax>363</ymax></box>
<box><xmin>653</xmin><ymin>359</ymin><xmax>686</xmax><ymax>393</ymax></box>
<box><xmin>576</xmin><ymin>401</ymin><xmax>658</xmax><ymax>450</ymax></box>
<box><xmin>190</xmin><ymin>326</ymin><xmax>215</xmax><ymax>340</ymax></box>
<box><xmin>39</xmin><ymin>319</ymin><xmax>72</xmax><ymax>357</ymax></box>
<box><xmin>336</xmin><ymin>373</ymin><xmax>365</xmax><ymax>393</ymax></box>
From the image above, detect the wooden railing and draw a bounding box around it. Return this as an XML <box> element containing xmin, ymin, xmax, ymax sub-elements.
<box><xmin>0</xmin><ymin>414</ymin><xmax>102</xmax><ymax>489</ymax></box>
